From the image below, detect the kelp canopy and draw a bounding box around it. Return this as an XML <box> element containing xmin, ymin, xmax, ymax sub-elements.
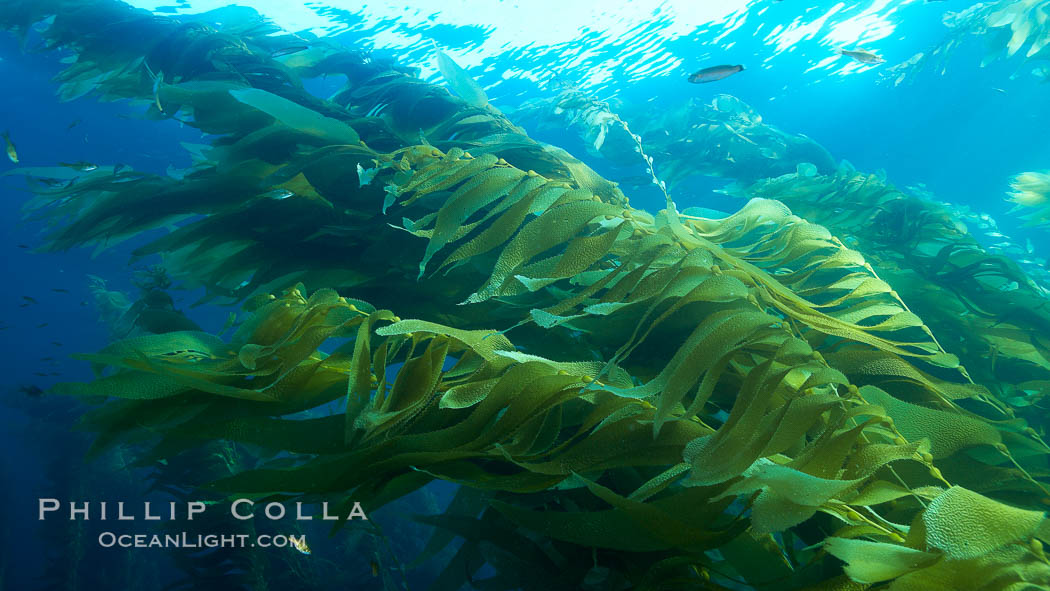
<box><xmin>5</xmin><ymin>1</ymin><xmax>1050</xmax><ymax>590</ymax></box>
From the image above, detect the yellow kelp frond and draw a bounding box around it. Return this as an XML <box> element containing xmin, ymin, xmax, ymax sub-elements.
<box><xmin>734</xmin><ymin>165</ymin><xmax>1050</xmax><ymax>392</ymax></box>
<box><xmin>55</xmin><ymin>282</ymin><xmax>1049</xmax><ymax>590</ymax></box>
<box><xmin>1008</xmin><ymin>170</ymin><xmax>1050</xmax><ymax>226</ymax></box>
<box><xmin>378</xmin><ymin>147</ymin><xmax>1013</xmax><ymax>479</ymax></box>
<box><xmin>829</xmin><ymin>486</ymin><xmax>1050</xmax><ymax>587</ymax></box>
<box><xmin>59</xmin><ymin>285</ymin><xmax>363</xmax><ymax>404</ymax></box>
<box><xmin>824</xmin><ymin>538</ymin><xmax>940</xmax><ymax>584</ymax></box>
<box><xmin>859</xmin><ymin>386</ymin><xmax>1003</xmax><ymax>459</ymax></box>
<box><xmin>922</xmin><ymin>485</ymin><xmax>1046</xmax><ymax>559</ymax></box>
<box><xmin>390</xmin><ymin>147</ymin><xmax>901</xmax><ymax>319</ymax></box>
<box><xmin>60</xmin><ymin>285</ymin><xmax>705</xmax><ymax>500</ymax></box>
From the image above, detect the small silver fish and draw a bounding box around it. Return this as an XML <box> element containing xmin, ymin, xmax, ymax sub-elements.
<box><xmin>271</xmin><ymin>46</ymin><xmax>309</xmax><ymax>58</ymax></box>
<box><xmin>153</xmin><ymin>70</ymin><xmax>164</xmax><ymax>112</ymax></box>
<box><xmin>261</xmin><ymin>188</ymin><xmax>294</xmax><ymax>200</ymax></box>
<box><xmin>59</xmin><ymin>161</ymin><xmax>97</xmax><ymax>172</ymax></box>
<box><xmin>688</xmin><ymin>64</ymin><xmax>744</xmax><ymax>83</ymax></box>
<box><xmin>839</xmin><ymin>49</ymin><xmax>885</xmax><ymax>64</ymax></box>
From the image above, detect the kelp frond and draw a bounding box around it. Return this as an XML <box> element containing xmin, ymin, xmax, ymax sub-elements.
<box><xmin>1008</xmin><ymin>170</ymin><xmax>1050</xmax><ymax>227</ymax></box>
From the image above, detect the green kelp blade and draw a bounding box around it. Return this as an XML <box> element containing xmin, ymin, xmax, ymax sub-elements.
<box><xmin>823</xmin><ymin>537</ymin><xmax>940</xmax><ymax>584</ymax></box>
<box><xmin>494</xmin><ymin>479</ymin><xmax>741</xmax><ymax>552</ymax></box>
<box><xmin>858</xmin><ymin>386</ymin><xmax>1002</xmax><ymax>459</ymax></box>
<box><xmin>410</xmin><ymin>485</ymin><xmax>485</xmax><ymax>567</ymax></box>
<box><xmin>228</xmin><ymin>88</ymin><xmax>360</xmax><ymax>145</ymax></box>
<box><xmin>922</xmin><ymin>486</ymin><xmax>1046</xmax><ymax>560</ymax></box>
<box><xmin>434</xmin><ymin>47</ymin><xmax>488</xmax><ymax>108</ymax></box>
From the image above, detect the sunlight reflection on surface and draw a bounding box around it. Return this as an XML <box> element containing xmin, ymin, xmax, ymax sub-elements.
<box><xmin>126</xmin><ymin>0</ymin><xmax>915</xmax><ymax>91</ymax></box>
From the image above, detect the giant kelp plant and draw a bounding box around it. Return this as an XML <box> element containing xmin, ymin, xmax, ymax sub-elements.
<box><xmin>730</xmin><ymin>167</ymin><xmax>1050</xmax><ymax>397</ymax></box>
<box><xmin>882</xmin><ymin>0</ymin><xmax>1050</xmax><ymax>86</ymax></box>
<box><xmin>5</xmin><ymin>1</ymin><xmax>1050</xmax><ymax>590</ymax></box>
<box><xmin>1007</xmin><ymin>170</ymin><xmax>1050</xmax><ymax>228</ymax></box>
<box><xmin>513</xmin><ymin>90</ymin><xmax>837</xmax><ymax>187</ymax></box>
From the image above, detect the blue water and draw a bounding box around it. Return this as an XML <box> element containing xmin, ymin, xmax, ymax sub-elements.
<box><xmin>2</xmin><ymin>1</ymin><xmax>1049</xmax><ymax>589</ymax></box>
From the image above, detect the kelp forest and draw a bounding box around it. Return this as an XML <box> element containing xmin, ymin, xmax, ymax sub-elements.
<box><xmin>3</xmin><ymin>0</ymin><xmax>1050</xmax><ymax>590</ymax></box>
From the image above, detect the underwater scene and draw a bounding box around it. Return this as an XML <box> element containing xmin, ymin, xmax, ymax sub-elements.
<box><xmin>3</xmin><ymin>0</ymin><xmax>1050</xmax><ymax>589</ymax></box>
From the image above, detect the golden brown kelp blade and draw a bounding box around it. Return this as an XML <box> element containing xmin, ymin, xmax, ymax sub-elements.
<box><xmin>732</xmin><ymin>166</ymin><xmax>1050</xmax><ymax>390</ymax></box>
<box><xmin>57</xmin><ymin>282</ymin><xmax>1050</xmax><ymax>588</ymax></box>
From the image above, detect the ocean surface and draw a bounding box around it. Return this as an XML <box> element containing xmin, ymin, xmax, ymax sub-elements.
<box><xmin>3</xmin><ymin>1</ymin><xmax>1050</xmax><ymax>589</ymax></box>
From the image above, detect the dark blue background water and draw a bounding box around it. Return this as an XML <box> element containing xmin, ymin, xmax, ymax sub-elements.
<box><xmin>2</xmin><ymin>1</ymin><xmax>1049</xmax><ymax>588</ymax></box>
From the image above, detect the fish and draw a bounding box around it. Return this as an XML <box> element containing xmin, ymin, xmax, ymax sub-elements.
<box><xmin>688</xmin><ymin>64</ymin><xmax>744</xmax><ymax>83</ymax></box>
<box><xmin>22</xmin><ymin>296</ymin><xmax>38</xmax><ymax>304</ymax></box>
<box><xmin>152</xmin><ymin>70</ymin><xmax>164</xmax><ymax>112</ymax></box>
<box><xmin>51</xmin><ymin>341</ymin><xmax>63</xmax><ymax>346</ymax></box>
<box><xmin>17</xmin><ymin>244</ymin><xmax>30</xmax><ymax>249</ymax></box>
<box><xmin>357</xmin><ymin>163</ymin><xmax>377</xmax><ymax>187</ymax></box>
<box><xmin>365</xmin><ymin>102</ymin><xmax>388</xmax><ymax>118</ymax></box>
<box><xmin>37</xmin><ymin>323</ymin><xmax>49</xmax><ymax>328</ymax></box>
<box><xmin>261</xmin><ymin>188</ymin><xmax>294</xmax><ymax>200</ymax></box>
<box><xmin>2</xmin><ymin>130</ymin><xmax>17</xmax><ymax>163</ymax></box>
<box><xmin>66</xmin><ymin>119</ymin><xmax>82</xmax><ymax>130</ymax></box>
<box><xmin>838</xmin><ymin>49</ymin><xmax>885</xmax><ymax>64</ymax></box>
<box><xmin>19</xmin><ymin>385</ymin><xmax>44</xmax><ymax>398</ymax></box>
<box><xmin>722</xmin><ymin>123</ymin><xmax>757</xmax><ymax>145</ymax></box>
<box><xmin>271</xmin><ymin>46</ymin><xmax>309</xmax><ymax>58</ymax></box>
<box><xmin>51</xmin><ymin>288</ymin><xmax>70</xmax><ymax>293</ymax></box>
<box><xmin>290</xmin><ymin>536</ymin><xmax>311</xmax><ymax>555</ymax></box>
<box><xmin>370</xmin><ymin>559</ymin><xmax>379</xmax><ymax>576</ymax></box>
<box><xmin>59</xmin><ymin>161</ymin><xmax>98</xmax><ymax>172</ymax></box>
